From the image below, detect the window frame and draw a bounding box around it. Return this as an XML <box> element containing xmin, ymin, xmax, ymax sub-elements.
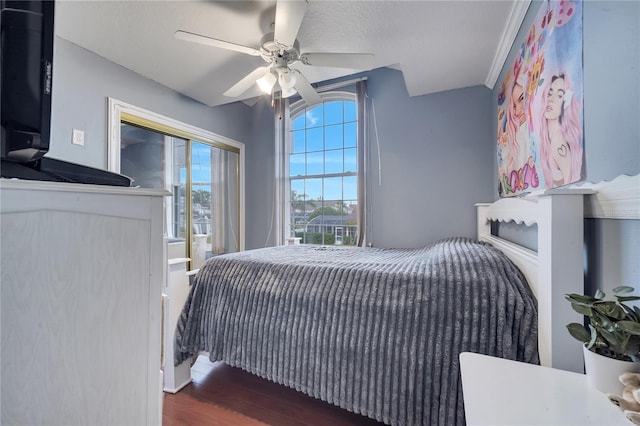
<box><xmin>283</xmin><ymin>90</ymin><xmax>364</xmax><ymax>246</ymax></box>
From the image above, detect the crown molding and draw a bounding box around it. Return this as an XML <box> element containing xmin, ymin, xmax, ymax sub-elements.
<box><xmin>484</xmin><ymin>0</ymin><xmax>532</xmax><ymax>90</ymax></box>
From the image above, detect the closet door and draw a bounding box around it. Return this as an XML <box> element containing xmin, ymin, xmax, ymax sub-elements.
<box><xmin>118</xmin><ymin>121</ymin><xmax>242</xmax><ymax>271</ymax></box>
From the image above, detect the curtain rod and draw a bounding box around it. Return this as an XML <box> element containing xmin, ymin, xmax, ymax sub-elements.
<box><xmin>314</xmin><ymin>76</ymin><xmax>368</xmax><ymax>93</ymax></box>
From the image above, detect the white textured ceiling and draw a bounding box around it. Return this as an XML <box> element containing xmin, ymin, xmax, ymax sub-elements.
<box><xmin>55</xmin><ymin>0</ymin><xmax>527</xmax><ymax>108</ymax></box>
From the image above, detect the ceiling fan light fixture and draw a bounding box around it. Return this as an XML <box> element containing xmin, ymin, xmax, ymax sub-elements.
<box><xmin>280</xmin><ymin>86</ymin><xmax>298</xmax><ymax>98</ymax></box>
<box><xmin>278</xmin><ymin>69</ymin><xmax>297</xmax><ymax>90</ymax></box>
<box><xmin>257</xmin><ymin>71</ymin><xmax>277</xmax><ymax>94</ymax></box>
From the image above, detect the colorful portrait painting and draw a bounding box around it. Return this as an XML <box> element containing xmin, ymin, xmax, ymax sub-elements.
<box><xmin>497</xmin><ymin>0</ymin><xmax>584</xmax><ymax>197</ymax></box>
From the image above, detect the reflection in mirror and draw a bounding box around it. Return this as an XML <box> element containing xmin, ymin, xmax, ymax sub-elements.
<box><xmin>120</xmin><ymin>123</ymin><xmax>167</xmax><ymax>189</ymax></box>
<box><xmin>120</xmin><ymin>123</ymin><xmax>188</xmax><ymax>244</ymax></box>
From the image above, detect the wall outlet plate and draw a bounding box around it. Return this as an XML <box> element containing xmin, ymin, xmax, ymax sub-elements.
<box><xmin>72</xmin><ymin>129</ymin><xmax>85</xmax><ymax>146</ymax></box>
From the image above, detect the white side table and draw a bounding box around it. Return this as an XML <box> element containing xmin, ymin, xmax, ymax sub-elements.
<box><xmin>460</xmin><ymin>352</ymin><xmax>628</xmax><ymax>425</ymax></box>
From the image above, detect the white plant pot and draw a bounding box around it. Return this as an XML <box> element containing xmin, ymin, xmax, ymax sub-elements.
<box><xmin>583</xmin><ymin>345</ymin><xmax>640</xmax><ymax>395</ymax></box>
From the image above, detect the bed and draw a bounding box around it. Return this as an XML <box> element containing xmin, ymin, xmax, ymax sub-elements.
<box><xmin>174</xmin><ymin>174</ymin><xmax>639</xmax><ymax>425</ymax></box>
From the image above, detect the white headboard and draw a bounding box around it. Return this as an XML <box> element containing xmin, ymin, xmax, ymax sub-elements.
<box><xmin>476</xmin><ymin>174</ymin><xmax>639</xmax><ymax>373</ymax></box>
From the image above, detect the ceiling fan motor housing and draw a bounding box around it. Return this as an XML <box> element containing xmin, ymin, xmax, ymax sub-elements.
<box><xmin>260</xmin><ymin>32</ymin><xmax>300</xmax><ymax>66</ymax></box>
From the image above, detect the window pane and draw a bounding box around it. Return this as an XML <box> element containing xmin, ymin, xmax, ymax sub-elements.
<box><xmin>343</xmin><ymin>176</ymin><xmax>357</xmax><ymax>200</ymax></box>
<box><xmin>324</xmin><ymin>101</ymin><xmax>343</xmax><ymax>125</ymax></box>
<box><xmin>305</xmin><ymin>178</ymin><xmax>322</xmax><ymax>200</ymax></box>
<box><xmin>191</xmin><ymin>142</ymin><xmax>212</xmax><ymax>272</ymax></box>
<box><xmin>323</xmin><ymin>176</ymin><xmax>343</xmax><ymax>201</ymax></box>
<box><xmin>344</xmin><ymin>122</ymin><xmax>356</xmax><ymax>148</ymax></box>
<box><xmin>343</xmin><ymin>199</ymin><xmax>358</xmax><ymax>246</ymax></box>
<box><xmin>344</xmin><ymin>200</ymin><xmax>357</xmax><ymax>213</ymax></box>
<box><xmin>292</xmin><ymin>113</ymin><xmax>305</xmax><ymax>130</ymax></box>
<box><xmin>345</xmin><ymin>101</ymin><xmax>357</xmax><ymax>122</ymax></box>
<box><xmin>325</xmin><ymin>149</ymin><xmax>343</xmax><ymax>174</ymax></box>
<box><xmin>291</xmin><ymin>196</ymin><xmax>309</xmax><ymax>235</ymax></box>
<box><xmin>191</xmin><ymin>142</ymin><xmax>211</xmax><ymax>187</ymax></box>
<box><xmin>304</xmin><ymin>197</ymin><xmax>319</xmax><ymax>218</ymax></box>
<box><xmin>292</xmin><ymin>130</ymin><xmax>305</xmax><ymax>153</ymax></box>
<box><xmin>306</xmin><ymin>127</ymin><xmax>323</xmax><ymax>152</ymax></box>
<box><xmin>305</xmin><ymin>106</ymin><xmax>323</xmax><ymax>128</ymax></box>
<box><xmin>289</xmin><ymin>153</ymin><xmax>305</xmax><ymax>176</ymax></box>
<box><xmin>291</xmin><ymin>178</ymin><xmax>305</xmax><ymax>197</ymax></box>
<box><xmin>306</xmin><ymin>151</ymin><xmax>323</xmax><ymax>175</ymax></box>
<box><xmin>344</xmin><ymin>148</ymin><xmax>357</xmax><ymax>173</ymax></box>
<box><xmin>290</xmin><ymin>179</ymin><xmax>307</xmax><ymax>228</ymax></box>
<box><xmin>325</xmin><ymin>124</ymin><xmax>343</xmax><ymax>150</ymax></box>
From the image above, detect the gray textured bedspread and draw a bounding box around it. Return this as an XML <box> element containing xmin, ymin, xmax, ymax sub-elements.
<box><xmin>175</xmin><ymin>237</ymin><xmax>539</xmax><ymax>425</ymax></box>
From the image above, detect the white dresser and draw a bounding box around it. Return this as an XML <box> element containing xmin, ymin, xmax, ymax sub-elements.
<box><xmin>0</xmin><ymin>179</ymin><xmax>168</xmax><ymax>425</ymax></box>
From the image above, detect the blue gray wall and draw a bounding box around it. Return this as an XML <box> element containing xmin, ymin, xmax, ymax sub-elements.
<box><xmin>364</xmin><ymin>68</ymin><xmax>494</xmax><ymax>248</ymax></box>
<box><xmin>493</xmin><ymin>1</ymin><xmax>640</xmax><ymax>294</ymax></box>
<box><xmin>581</xmin><ymin>1</ymin><xmax>639</xmax><ymax>295</ymax></box>
<box><xmin>243</xmin><ymin>68</ymin><xmax>495</xmax><ymax>250</ymax></box>
<box><xmin>50</xmin><ymin>37</ymin><xmax>275</xmax><ymax>250</ymax></box>
<box><xmin>244</xmin><ymin>97</ymin><xmax>278</xmax><ymax>249</ymax></box>
<box><xmin>49</xmin><ymin>37</ymin><xmax>256</xmax><ymax>169</ymax></box>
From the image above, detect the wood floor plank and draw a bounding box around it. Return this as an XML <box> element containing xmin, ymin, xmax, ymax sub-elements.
<box><xmin>163</xmin><ymin>359</ymin><xmax>385</xmax><ymax>426</ymax></box>
<box><xmin>163</xmin><ymin>391</ymin><xmax>268</xmax><ymax>426</ymax></box>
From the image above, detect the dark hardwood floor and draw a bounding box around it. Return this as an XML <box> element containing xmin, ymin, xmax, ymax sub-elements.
<box><xmin>162</xmin><ymin>356</ymin><xmax>386</xmax><ymax>426</ymax></box>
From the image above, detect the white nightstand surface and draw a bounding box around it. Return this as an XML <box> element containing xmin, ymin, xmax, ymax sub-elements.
<box><xmin>460</xmin><ymin>352</ymin><xmax>628</xmax><ymax>425</ymax></box>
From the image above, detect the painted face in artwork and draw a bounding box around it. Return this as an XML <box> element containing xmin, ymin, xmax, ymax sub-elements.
<box><xmin>511</xmin><ymin>83</ymin><xmax>526</xmax><ymax>126</ymax></box>
<box><xmin>544</xmin><ymin>77</ymin><xmax>565</xmax><ymax>121</ymax></box>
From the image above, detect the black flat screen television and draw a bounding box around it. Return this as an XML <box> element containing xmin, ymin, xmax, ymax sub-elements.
<box><xmin>1</xmin><ymin>0</ymin><xmax>131</xmax><ymax>186</ymax></box>
<box><xmin>1</xmin><ymin>0</ymin><xmax>53</xmax><ymax>161</ymax></box>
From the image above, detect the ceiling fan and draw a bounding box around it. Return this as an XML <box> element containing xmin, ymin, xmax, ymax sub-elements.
<box><xmin>175</xmin><ymin>0</ymin><xmax>374</xmax><ymax>106</ymax></box>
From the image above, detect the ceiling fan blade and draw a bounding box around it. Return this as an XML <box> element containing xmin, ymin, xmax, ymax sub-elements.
<box><xmin>274</xmin><ymin>0</ymin><xmax>309</xmax><ymax>48</ymax></box>
<box><xmin>300</xmin><ymin>53</ymin><xmax>375</xmax><ymax>70</ymax></box>
<box><xmin>175</xmin><ymin>30</ymin><xmax>261</xmax><ymax>57</ymax></box>
<box><xmin>292</xmin><ymin>71</ymin><xmax>322</xmax><ymax>106</ymax></box>
<box><xmin>224</xmin><ymin>66</ymin><xmax>270</xmax><ymax>97</ymax></box>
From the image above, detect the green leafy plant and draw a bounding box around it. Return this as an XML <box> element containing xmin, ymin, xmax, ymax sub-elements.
<box><xmin>566</xmin><ymin>286</ymin><xmax>640</xmax><ymax>361</ymax></box>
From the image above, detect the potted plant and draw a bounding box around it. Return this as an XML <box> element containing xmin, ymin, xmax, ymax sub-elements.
<box><xmin>566</xmin><ymin>286</ymin><xmax>640</xmax><ymax>394</ymax></box>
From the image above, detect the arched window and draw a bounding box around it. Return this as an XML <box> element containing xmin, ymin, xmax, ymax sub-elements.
<box><xmin>286</xmin><ymin>91</ymin><xmax>362</xmax><ymax>246</ymax></box>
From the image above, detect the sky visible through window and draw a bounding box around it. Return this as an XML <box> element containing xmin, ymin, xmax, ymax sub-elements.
<box><xmin>181</xmin><ymin>142</ymin><xmax>212</xmax><ymax>192</ymax></box>
<box><xmin>290</xmin><ymin>100</ymin><xmax>357</xmax><ymax>201</ymax></box>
